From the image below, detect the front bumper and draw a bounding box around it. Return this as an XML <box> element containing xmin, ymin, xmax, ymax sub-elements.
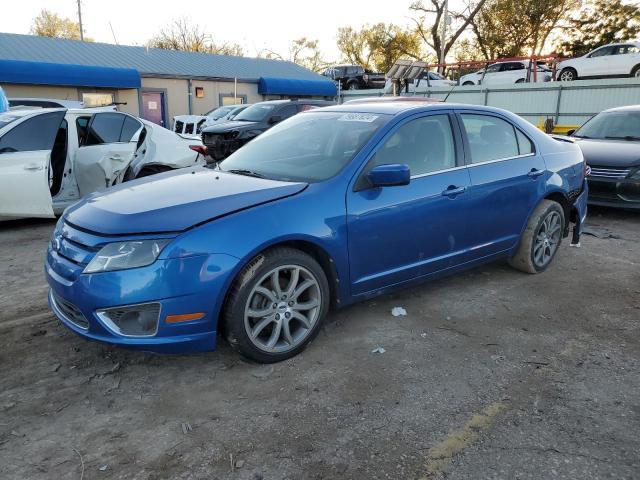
<box><xmin>45</xmin><ymin>225</ymin><xmax>239</xmax><ymax>354</ymax></box>
<box><xmin>202</xmin><ymin>133</ymin><xmax>247</xmax><ymax>161</ymax></box>
<box><xmin>587</xmin><ymin>176</ymin><xmax>640</xmax><ymax>209</ymax></box>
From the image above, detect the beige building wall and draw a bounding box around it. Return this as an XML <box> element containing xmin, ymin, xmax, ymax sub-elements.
<box><xmin>141</xmin><ymin>77</ymin><xmax>188</xmax><ymax>122</ymax></box>
<box><xmin>191</xmin><ymin>80</ymin><xmax>261</xmax><ymax>114</ymax></box>
<box><xmin>1</xmin><ymin>84</ymin><xmax>80</xmax><ymax>102</ymax></box>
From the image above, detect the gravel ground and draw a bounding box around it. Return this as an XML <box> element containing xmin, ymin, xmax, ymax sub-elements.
<box><xmin>0</xmin><ymin>207</ymin><xmax>638</xmax><ymax>480</ymax></box>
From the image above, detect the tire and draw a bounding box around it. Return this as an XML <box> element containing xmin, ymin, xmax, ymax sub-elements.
<box><xmin>462</xmin><ymin>81</ymin><xmax>474</xmax><ymax>86</ymax></box>
<box><xmin>347</xmin><ymin>82</ymin><xmax>359</xmax><ymax>90</ymax></box>
<box><xmin>631</xmin><ymin>64</ymin><xmax>640</xmax><ymax>78</ymax></box>
<box><xmin>515</xmin><ymin>78</ymin><xmax>525</xmax><ymax>83</ymax></box>
<box><xmin>222</xmin><ymin>247</ymin><xmax>330</xmax><ymax>363</ymax></box>
<box><xmin>558</xmin><ymin>68</ymin><xmax>577</xmax><ymax>82</ymax></box>
<box><xmin>135</xmin><ymin>164</ymin><xmax>174</xmax><ymax>179</ymax></box>
<box><xmin>509</xmin><ymin>200</ymin><xmax>565</xmax><ymax>274</ymax></box>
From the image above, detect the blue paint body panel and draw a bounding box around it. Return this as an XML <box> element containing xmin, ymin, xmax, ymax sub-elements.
<box><xmin>45</xmin><ymin>103</ymin><xmax>587</xmax><ymax>354</ymax></box>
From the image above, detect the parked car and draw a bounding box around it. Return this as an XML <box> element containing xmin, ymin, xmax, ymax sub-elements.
<box><xmin>0</xmin><ymin>108</ymin><xmax>205</xmax><ymax>220</ymax></box>
<box><xmin>200</xmin><ymin>104</ymin><xmax>249</xmax><ymax>130</ymax></box>
<box><xmin>201</xmin><ymin>99</ymin><xmax>334</xmax><ymax>161</ymax></box>
<box><xmin>460</xmin><ymin>61</ymin><xmax>552</xmax><ymax>85</ymax></box>
<box><xmin>557</xmin><ymin>42</ymin><xmax>640</xmax><ymax>81</ymax></box>
<box><xmin>172</xmin><ymin>104</ymin><xmax>246</xmax><ymax>137</ymax></box>
<box><xmin>568</xmin><ymin>105</ymin><xmax>640</xmax><ymax>208</ymax></box>
<box><xmin>9</xmin><ymin>98</ymin><xmax>86</xmax><ymax>109</ymax></box>
<box><xmin>323</xmin><ymin>65</ymin><xmax>386</xmax><ymax>90</ymax></box>
<box><xmin>45</xmin><ymin>101</ymin><xmax>587</xmax><ymax>363</ymax></box>
<box><xmin>383</xmin><ymin>71</ymin><xmax>456</xmax><ymax>93</ymax></box>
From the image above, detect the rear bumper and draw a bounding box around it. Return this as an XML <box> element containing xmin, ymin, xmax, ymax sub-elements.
<box><xmin>587</xmin><ymin>176</ymin><xmax>640</xmax><ymax>209</ymax></box>
<box><xmin>45</xmin><ymin>246</ymin><xmax>240</xmax><ymax>354</ymax></box>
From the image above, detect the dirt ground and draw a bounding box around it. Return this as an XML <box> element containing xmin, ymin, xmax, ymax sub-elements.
<box><xmin>1</xmin><ymin>207</ymin><xmax>639</xmax><ymax>480</ymax></box>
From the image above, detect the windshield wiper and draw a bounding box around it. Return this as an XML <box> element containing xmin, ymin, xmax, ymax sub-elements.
<box><xmin>226</xmin><ymin>168</ymin><xmax>265</xmax><ymax>178</ymax></box>
<box><xmin>604</xmin><ymin>135</ymin><xmax>640</xmax><ymax>141</ymax></box>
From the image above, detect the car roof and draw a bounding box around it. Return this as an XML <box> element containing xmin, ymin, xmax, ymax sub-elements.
<box><xmin>603</xmin><ymin>104</ymin><xmax>640</xmax><ymax>113</ymax></box>
<box><xmin>318</xmin><ymin>100</ymin><xmax>516</xmax><ymax>117</ymax></box>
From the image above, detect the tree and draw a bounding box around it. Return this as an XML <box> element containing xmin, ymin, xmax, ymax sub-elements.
<box><xmin>410</xmin><ymin>0</ymin><xmax>488</xmax><ymax>67</ymax></box>
<box><xmin>148</xmin><ymin>18</ymin><xmax>244</xmax><ymax>56</ymax></box>
<box><xmin>557</xmin><ymin>0</ymin><xmax>640</xmax><ymax>57</ymax></box>
<box><xmin>336</xmin><ymin>23</ymin><xmax>423</xmax><ymax>73</ymax></box>
<box><xmin>31</xmin><ymin>9</ymin><xmax>90</xmax><ymax>41</ymax></box>
<box><xmin>262</xmin><ymin>37</ymin><xmax>328</xmax><ymax>73</ymax></box>
<box><xmin>468</xmin><ymin>0</ymin><xmax>572</xmax><ymax>60</ymax></box>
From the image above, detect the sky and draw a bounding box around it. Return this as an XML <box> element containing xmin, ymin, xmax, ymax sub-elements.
<box><xmin>0</xmin><ymin>0</ymin><xmax>448</xmax><ymax>61</ymax></box>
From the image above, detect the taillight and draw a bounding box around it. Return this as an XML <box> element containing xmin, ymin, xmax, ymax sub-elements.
<box><xmin>189</xmin><ymin>145</ymin><xmax>208</xmax><ymax>155</ymax></box>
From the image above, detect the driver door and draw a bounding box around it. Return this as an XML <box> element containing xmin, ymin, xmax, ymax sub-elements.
<box><xmin>583</xmin><ymin>46</ymin><xmax>614</xmax><ymax>77</ymax></box>
<box><xmin>0</xmin><ymin>111</ymin><xmax>65</xmax><ymax>219</ymax></box>
<box><xmin>346</xmin><ymin>112</ymin><xmax>472</xmax><ymax>295</ymax></box>
<box><xmin>74</xmin><ymin>112</ymin><xmax>141</xmax><ymax>196</ymax></box>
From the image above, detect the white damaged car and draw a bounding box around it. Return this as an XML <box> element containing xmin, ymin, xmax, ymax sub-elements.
<box><xmin>0</xmin><ymin>107</ymin><xmax>206</xmax><ymax>220</ymax></box>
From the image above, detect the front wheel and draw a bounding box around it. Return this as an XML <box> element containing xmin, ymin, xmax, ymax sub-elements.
<box><xmin>631</xmin><ymin>64</ymin><xmax>640</xmax><ymax>78</ymax></box>
<box><xmin>223</xmin><ymin>247</ymin><xmax>330</xmax><ymax>363</ymax></box>
<box><xmin>509</xmin><ymin>200</ymin><xmax>565</xmax><ymax>274</ymax></box>
<box><xmin>462</xmin><ymin>81</ymin><xmax>474</xmax><ymax>86</ymax></box>
<box><xmin>559</xmin><ymin>68</ymin><xmax>577</xmax><ymax>82</ymax></box>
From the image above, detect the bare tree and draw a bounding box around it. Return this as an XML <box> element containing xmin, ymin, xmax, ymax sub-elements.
<box><xmin>148</xmin><ymin>18</ymin><xmax>244</xmax><ymax>56</ymax></box>
<box><xmin>261</xmin><ymin>37</ymin><xmax>328</xmax><ymax>73</ymax></box>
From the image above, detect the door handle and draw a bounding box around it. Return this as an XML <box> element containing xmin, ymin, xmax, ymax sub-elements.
<box><xmin>24</xmin><ymin>164</ymin><xmax>43</xmax><ymax>171</ymax></box>
<box><xmin>441</xmin><ymin>185</ymin><xmax>466</xmax><ymax>198</ymax></box>
<box><xmin>109</xmin><ymin>155</ymin><xmax>123</xmax><ymax>161</ymax></box>
<box><xmin>527</xmin><ymin>168</ymin><xmax>545</xmax><ymax>179</ymax></box>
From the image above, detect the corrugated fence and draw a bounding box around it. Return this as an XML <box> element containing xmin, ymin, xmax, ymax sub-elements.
<box><xmin>340</xmin><ymin>78</ymin><xmax>640</xmax><ymax>129</ymax></box>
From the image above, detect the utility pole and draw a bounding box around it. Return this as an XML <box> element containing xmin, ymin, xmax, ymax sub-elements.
<box><xmin>77</xmin><ymin>0</ymin><xmax>84</xmax><ymax>41</ymax></box>
<box><xmin>440</xmin><ymin>0</ymin><xmax>448</xmax><ymax>73</ymax></box>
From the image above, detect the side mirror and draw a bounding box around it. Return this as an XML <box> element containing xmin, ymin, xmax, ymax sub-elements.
<box><xmin>367</xmin><ymin>164</ymin><xmax>410</xmax><ymax>188</ymax></box>
<box><xmin>566</xmin><ymin>129</ymin><xmax>575</xmax><ymax>136</ymax></box>
<box><xmin>269</xmin><ymin>115</ymin><xmax>283</xmax><ymax>125</ymax></box>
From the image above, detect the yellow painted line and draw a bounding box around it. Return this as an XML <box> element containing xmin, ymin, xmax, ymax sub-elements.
<box><xmin>421</xmin><ymin>401</ymin><xmax>506</xmax><ymax>479</ymax></box>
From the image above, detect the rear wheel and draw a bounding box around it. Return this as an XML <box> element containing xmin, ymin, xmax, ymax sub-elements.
<box><xmin>462</xmin><ymin>81</ymin><xmax>474</xmax><ymax>86</ymax></box>
<box><xmin>559</xmin><ymin>68</ymin><xmax>577</xmax><ymax>82</ymax></box>
<box><xmin>509</xmin><ymin>200</ymin><xmax>565</xmax><ymax>274</ymax></box>
<box><xmin>223</xmin><ymin>247</ymin><xmax>330</xmax><ymax>363</ymax></box>
<box><xmin>631</xmin><ymin>64</ymin><xmax>640</xmax><ymax>78</ymax></box>
<box><xmin>347</xmin><ymin>82</ymin><xmax>359</xmax><ymax>90</ymax></box>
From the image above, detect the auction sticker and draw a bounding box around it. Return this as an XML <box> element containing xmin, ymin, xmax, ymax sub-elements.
<box><xmin>338</xmin><ymin>113</ymin><xmax>379</xmax><ymax>122</ymax></box>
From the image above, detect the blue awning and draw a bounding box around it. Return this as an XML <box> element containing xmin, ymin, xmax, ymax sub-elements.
<box><xmin>0</xmin><ymin>59</ymin><xmax>141</xmax><ymax>89</ymax></box>
<box><xmin>258</xmin><ymin>76</ymin><xmax>337</xmax><ymax>97</ymax></box>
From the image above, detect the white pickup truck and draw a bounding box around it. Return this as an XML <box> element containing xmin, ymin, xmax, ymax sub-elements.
<box><xmin>0</xmin><ymin>107</ymin><xmax>206</xmax><ymax>220</ymax></box>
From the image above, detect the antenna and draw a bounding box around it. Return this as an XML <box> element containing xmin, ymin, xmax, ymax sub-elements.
<box><xmin>109</xmin><ymin>21</ymin><xmax>118</xmax><ymax>45</ymax></box>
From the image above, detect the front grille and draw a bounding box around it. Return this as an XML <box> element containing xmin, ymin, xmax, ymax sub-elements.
<box><xmin>589</xmin><ymin>166</ymin><xmax>631</xmax><ymax>179</ymax></box>
<box><xmin>55</xmin><ymin>234</ymin><xmax>97</xmax><ymax>267</ymax></box>
<box><xmin>174</xmin><ymin>120</ymin><xmax>184</xmax><ymax>134</ymax></box>
<box><xmin>185</xmin><ymin>122</ymin><xmax>194</xmax><ymax>135</ymax></box>
<box><xmin>51</xmin><ymin>291</ymin><xmax>89</xmax><ymax>329</ymax></box>
<box><xmin>97</xmin><ymin>303</ymin><xmax>161</xmax><ymax>337</ymax></box>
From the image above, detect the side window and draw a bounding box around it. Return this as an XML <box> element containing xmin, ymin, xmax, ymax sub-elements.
<box><xmin>278</xmin><ymin>105</ymin><xmax>298</xmax><ymax>120</ymax></box>
<box><xmin>84</xmin><ymin>113</ymin><xmax>126</xmax><ymax>146</ymax></box>
<box><xmin>0</xmin><ymin>111</ymin><xmax>65</xmax><ymax>154</ymax></box>
<box><xmin>76</xmin><ymin>117</ymin><xmax>90</xmax><ymax>144</ymax></box>
<box><xmin>120</xmin><ymin>116</ymin><xmax>142</xmax><ymax>142</ymax></box>
<box><xmin>515</xmin><ymin>129</ymin><xmax>534</xmax><ymax>155</ymax></box>
<box><xmin>460</xmin><ymin>114</ymin><xmax>519</xmax><ymax>163</ymax></box>
<box><xmin>589</xmin><ymin>46</ymin><xmax>613</xmax><ymax>58</ymax></box>
<box><xmin>371</xmin><ymin>114</ymin><xmax>456</xmax><ymax>176</ymax></box>
<box><xmin>505</xmin><ymin>62</ymin><xmax>525</xmax><ymax>71</ymax></box>
<box><xmin>486</xmin><ymin>64</ymin><xmax>501</xmax><ymax>74</ymax></box>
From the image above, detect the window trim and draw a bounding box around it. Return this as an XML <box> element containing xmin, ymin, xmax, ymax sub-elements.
<box><xmin>456</xmin><ymin>111</ymin><xmax>537</xmax><ymax>166</ymax></box>
<box><xmin>80</xmin><ymin>112</ymin><xmax>141</xmax><ymax>148</ymax></box>
<box><xmin>352</xmin><ymin>110</ymin><xmax>463</xmax><ymax>190</ymax></box>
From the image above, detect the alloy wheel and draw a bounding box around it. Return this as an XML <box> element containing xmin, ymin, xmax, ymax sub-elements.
<box><xmin>243</xmin><ymin>265</ymin><xmax>322</xmax><ymax>353</ymax></box>
<box><xmin>533</xmin><ymin>211</ymin><xmax>562</xmax><ymax>268</ymax></box>
<box><xmin>559</xmin><ymin>70</ymin><xmax>574</xmax><ymax>81</ymax></box>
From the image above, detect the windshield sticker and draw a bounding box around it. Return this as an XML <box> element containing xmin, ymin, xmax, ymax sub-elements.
<box><xmin>338</xmin><ymin>113</ymin><xmax>379</xmax><ymax>123</ymax></box>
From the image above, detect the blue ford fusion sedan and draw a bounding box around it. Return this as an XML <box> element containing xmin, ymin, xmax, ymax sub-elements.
<box><xmin>46</xmin><ymin>101</ymin><xmax>588</xmax><ymax>363</ymax></box>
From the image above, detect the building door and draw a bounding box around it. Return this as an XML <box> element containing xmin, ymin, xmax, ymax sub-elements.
<box><xmin>141</xmin><ymin>92</ymin><xmax>166</xmax><ymax>127</ymax></box>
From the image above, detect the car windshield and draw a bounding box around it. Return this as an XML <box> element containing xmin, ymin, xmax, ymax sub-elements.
<box><xmin>206</xmin><ymin>106</ymin><xmax>234</xmax><ymax>120</ymax></box>
<box><xmin>218</xmin><ymin>111</ymin><xmax>388</xmax><ymax>182</ymax></box>
<box><xmin>234</xmin><ymin>103</ymin><xmax>277</xmax><ymax>122</ymax></box>
<box><xmin>574</xmin><ymin>111</ymin><xmax>640</xmax><ymax>140</ymax></box>
<box><xmin>0</xmin><ymin>113</ymin><xmax>22</xmax><ymax>129</ymax></box>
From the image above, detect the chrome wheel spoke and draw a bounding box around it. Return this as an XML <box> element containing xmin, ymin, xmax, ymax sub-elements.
<box><xmin>254</xmin><ymin>286</ymin><xmax>277</xmax><ymax>303</ymax></box>
<box><xmin>266</xmin><ymin>321</ymin><xmax>282</xmax><ymax>348</ymax></box>
<box><xmin>281</xmin><ymin>319</ymin><xmax>294</xmax><ymax>345</ymax></box>
<box><xmin>247</xmin><ymin>306</ymin><xmax>272</xmax><ymax>318</ymax></box>
<box><xmin>270</xmin><ymin>269</ymin><xmax>283</xmax><ymax>298</ymax></box>
<box><xmin>285</xmin><ymin>267</ymin><xmax>300</xmax><ymax>297</ymax></box>
<box><xmin>293</xmin><ymin>279</ymin><xmax>314</xmax><ymax>300</ymax></box>
<box><xmin>294</xmin><ymin>299</ymin><xmax>319</xmax><ymax>310</ymax></box>
<box><xmin>291</xmin><ymin>311</ymin><xmax>311</xmax><ymax>329</ymax></box>
<box><xmin>251</xmin><ymin>316</ymin><xmax>274</xmax><ymax>339</ymax></box>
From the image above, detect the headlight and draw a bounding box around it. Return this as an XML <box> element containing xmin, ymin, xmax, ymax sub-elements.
<box><xmin>631</xmin><ymin>168</ymin><xmax>640</xmax><ymax>180</ymax></box>
<box><xmin>84</xmin><ymin>239</ymin><xmax>170</xmax><ymax>273</ymax></box>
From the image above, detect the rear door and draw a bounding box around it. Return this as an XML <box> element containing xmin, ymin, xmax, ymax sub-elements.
<box><xmin>0</xmin><ymin>111</ymin><xmax>65</xmax><ymax>218</ymax></box>
<box><xmin>74</xmin><ymin>112</ymin><xmax>141</xmax><ymax>196</ymax></box>
<box><xmin>456</xmin><ymin>111</ymin><xmax>545</xmax><ymax>259</ymax></box>
<box><xmin>610</xmin><ymin>44</ymin><xmax>640</xmax><ymax>75</ymax></box>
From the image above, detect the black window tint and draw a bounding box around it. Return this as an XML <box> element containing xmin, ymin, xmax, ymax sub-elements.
<box><xmin>590</xmin><ymin>46</ymin><xmax>613</xmax><ymax>58</ymax></box>
<box><xmin>486</xmin><ymin>64</ymin><xmax>501</xmax><ymax>73</ymax></box>
<box><xmin>84</xmin><ymin>113</ymin><xmax>125</xmax><ymax>146</ymax></box>
<box><xmin>516</xmin><ymin>129</ymin><xmax>534</xmax><ymax>155</ymax></box>
<box><xmin>461</xmin><ymin>114</ymin><xmax>519</xmax><ymax>163</ymax></box>
<box><xmin>76</xmin><ymin>117</ymin><xmax>90</xmax><ymax>144</ymax></box>
<box><xmin>120</xmin><ymin>116</ymin><xmax>141</xmax><ymax>142</ymax></box>
<box><xmin>278</xmin><ymin>105</ymin><xmax>298</xmax><ymax>120</ymax></box>
<box><xmin>372</xmin><ymin>115</ymin><xmax>456</xmax><ymax>176</ymax></box>
<box><xmin>505</xmin><ymin>62</ymin><xmax>525</xmax><ymax>71</ymax></box>
<box><xmin>0</xmin><ymin>111</ymin><xmax>65</xmax><ymax>154</ymax></box>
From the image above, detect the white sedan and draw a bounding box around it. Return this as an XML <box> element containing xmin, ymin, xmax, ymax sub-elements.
<box><xmin>556</xmin><ymin>42</ymin><xmax>640</xmax><ymax>81</ymax></box>
<box><xmin>460</xmin><ymin>61</ymin><xmax>552</xmax><ymax>85</ymax></box>
<box><xmin>0</xmin><ymin>107</ymin><xmax>206</xmax><ymax>220</ymax></box>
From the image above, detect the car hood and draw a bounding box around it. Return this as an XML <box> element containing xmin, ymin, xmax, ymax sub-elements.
<box><xmin>64</xmin><ymin>167</ymin><xmax>307</xmax><ymax>235</ymax></box>
<box><xmin>202</xmin><ymin>120</ymin><xmax>259</xmax><ymax>133</ymax></box>
<box><xmin>574</xmin><ymin>138</ymin><xmax>640</xmax><ymax>167</ymax></box>
<box><xmin>174</xmin><ymin>115</ymin><xmax>207</xmax><ymax>123</ymax></box>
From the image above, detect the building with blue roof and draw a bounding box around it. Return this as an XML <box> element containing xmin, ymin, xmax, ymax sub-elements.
<box><xmin>0</xmin><ymin>33</ymin><xmax>336</xmax><ymax>126</ymax></box>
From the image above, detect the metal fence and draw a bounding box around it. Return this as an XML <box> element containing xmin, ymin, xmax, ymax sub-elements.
<box><xmin>340</xmin><ymin>78</ymin><xmax>640</xmax><ymax>129</ymax></box>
